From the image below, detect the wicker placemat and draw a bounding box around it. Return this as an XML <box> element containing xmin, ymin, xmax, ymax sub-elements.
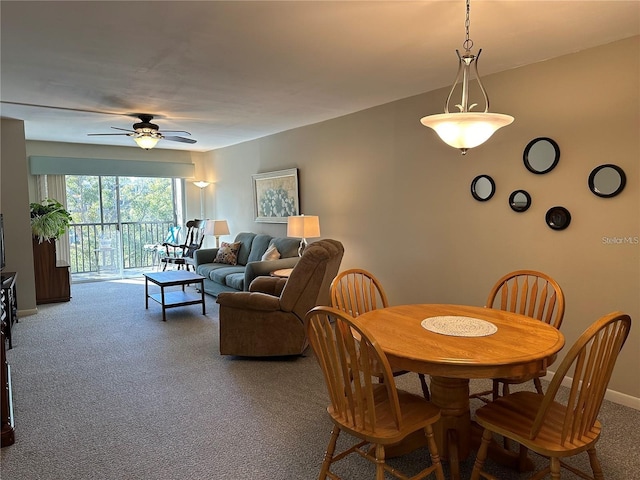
<box><xmin>421</xmin><ymin>316</ymin><xmax>498</xmax><ymax>337</ymax></box>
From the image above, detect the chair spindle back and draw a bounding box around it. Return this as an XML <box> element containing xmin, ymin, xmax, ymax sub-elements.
<box><xmin>531</xmin><ymin>312</ymin><xmax>631</xmax><ymax>445</ymax></box>
<box><xmin>306</xmin><ymin>306</ymin><xmax>402</xmax><ymax>433</ymax></box>
<box><xmin>486</xmin><ymin>269</ymin><xmax>565</xmax><ymax>328</ymax></box>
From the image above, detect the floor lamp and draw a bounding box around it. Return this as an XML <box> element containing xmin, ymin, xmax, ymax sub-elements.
<box><xmin>193</xmin><ymin>181</ymin><xmax>210</xmax><ymax>219</ymax></box>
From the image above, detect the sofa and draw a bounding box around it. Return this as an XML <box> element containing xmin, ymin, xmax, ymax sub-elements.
<box><xmin>193</xmin><ymin>232</ymin><xmax>301</xmax><ymax>297</ymax></box>
<box><xmin>216</xmin><ymin>239</ymin><xmax>344</xmax><ymax>356</ymax></box>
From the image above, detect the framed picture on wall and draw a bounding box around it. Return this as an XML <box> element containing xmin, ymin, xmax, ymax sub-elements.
<box><xmin>252</xmin><ymin>168</ymin><xmax>300</xmax><ymax>223</ymax></box>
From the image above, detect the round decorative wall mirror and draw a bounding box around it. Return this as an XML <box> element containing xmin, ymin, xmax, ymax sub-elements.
<box><xmin>471</xmin><ymin>175</ymin><xmax>496</xmax><ymax>202</ymax></box>
<box><xmin>588</xmin><ymin>164</ymin><xmax>626</xmax><ymax>198</ymax></box>
<box><xmin>523</xmin><ymin>137</ymin><xmax>560</xmax><ymax>174</ymax></box>
<box><xmin>509</xmin><ymin>190</ymin><xmax>531</xmax><ymax>212</ymax></box>
<box><xmin>545</xmin><ymin>206</ymin><xmax>571</xmax><ymax>231</ymax></box>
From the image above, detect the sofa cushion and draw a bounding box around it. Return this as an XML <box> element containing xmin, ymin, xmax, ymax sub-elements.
<box><xmin>214</xmin><ymin>241</ymin><xmax>242</xmax><ymax>265</ymax></box>
<box><xmin>197</xmin><ymin>262</ymin><xmax>234</xmax><ymax>281</ymax></box>
<box><xmin>270</xmin><ymin>237</ymin><xmax>302</xmax><ymax>258</ymax></box>
<box><xmin>224</xmin><ymin>272</ymin><xmax>246</xmax><ymax>291</ymax></box>
<box><xmin>234</xmin><ymin>232</ymin><xmax>257</xmax><ymax>266</ymax></box>
<box><xmin>247</xmin><ymin>234</ymin><xmax>273</xmax><ymax>263</ymax></box>
<box><xmin>261</xmin><ymin>244</ymin><xmax>281</xmax><ymax>261</ymax></box>
<box><xmin>211</xmin><ymin>266</ymin><xmax>245</xmax><ymax>285</ymax></box>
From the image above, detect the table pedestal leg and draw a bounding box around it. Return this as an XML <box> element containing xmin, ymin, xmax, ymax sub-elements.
<box><xmin>430</xmin><ymin>376</ymin><xmax>471</xmax><ymax>480</ymax></box>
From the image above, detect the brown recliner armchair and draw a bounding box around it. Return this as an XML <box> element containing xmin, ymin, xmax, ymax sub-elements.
<box><xmin>216</xmin><ymin>239</ymin><xmax>344</xmax><ymax>356</ymax></box>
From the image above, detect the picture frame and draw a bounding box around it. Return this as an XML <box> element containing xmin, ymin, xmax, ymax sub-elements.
<box><xmin>252</xmin><ymin>168</ymin><xmax>300</xmax><ymax>223</ymax></box>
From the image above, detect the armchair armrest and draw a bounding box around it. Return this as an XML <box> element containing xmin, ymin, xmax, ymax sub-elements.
<box><xmin>243</xmin><ymin>257</ymin><xmax>299</xmax><ymax>291</ymax></box>
<box><xmin>194</xmin><ymin>248</ymin><xmax>219</xmax><ymax>266</ymax></box>
<box><xmin>249</xmin><ymin>276</ymin><xmax>287</xmax><ymax>296</ymax></box>
<box><xmin>216</xmin><ymin>291</ymin><xmax>281</xmax><ymax>312</ymax></box>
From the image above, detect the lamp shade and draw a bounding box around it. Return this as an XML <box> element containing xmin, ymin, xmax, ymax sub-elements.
<box><xmin>287</xmin><ymin>215</ymin><xmax>320</xmax><ymax>239</ymax></box>
<box><xmin>205</xmin><ymin>219</ymin><xmax>230</xmax><ymax>237</ymax></box>
<box><xmin>193</xmin><ymin>181</ymin><xmax>210</xmax><ymax>189</ymax></box>
<box><xmin>420</xmin><ymin>112</ymin><xmax>514</xmax><ymax>150</ymax></box>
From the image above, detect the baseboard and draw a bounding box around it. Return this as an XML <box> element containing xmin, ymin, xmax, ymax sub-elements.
<box><xmin>544</xmin><ymin>371</ymin><xmax>640</xmax><ymax>410</ymax></box>
<box><xmin>17</xmin><ymin>308</ymin><xmax>38</xmax><ymax>317</ymax></box>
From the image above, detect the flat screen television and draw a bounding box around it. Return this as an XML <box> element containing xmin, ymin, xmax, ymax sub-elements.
<box><xmin>0</xmin><ymin>213</ymin><xmax>5</xmax><ymax>271</ymax></box>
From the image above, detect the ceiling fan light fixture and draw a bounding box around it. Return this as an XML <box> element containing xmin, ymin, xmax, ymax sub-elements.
<box><xmin>420</xmin><ymin>0</ymin><xmax>514</xmax><ymax>155</ymax></box>
<box><xmin>133</xmin><ymin>133</ymin><xmax>161</xmax><ymax>150</ymax></box>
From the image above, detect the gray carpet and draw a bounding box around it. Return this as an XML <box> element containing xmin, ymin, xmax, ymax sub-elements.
<box><xmin>1</xmin><ymin>279</ymin><xmax>638</xmax><ymax>479</ymax></box>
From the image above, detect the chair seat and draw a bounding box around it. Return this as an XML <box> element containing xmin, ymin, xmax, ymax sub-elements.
<box><xmin>328</xmin><ymin>384</ymin><xmax>440</xmax><ymax>445</ymax></box>
<box><xmin>476</xmin><ymin>391</ymin><xmax>602</xmax><ymax>456</ymax></box>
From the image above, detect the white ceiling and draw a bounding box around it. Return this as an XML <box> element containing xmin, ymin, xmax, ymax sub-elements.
<box><xmin>1</xmin><ymin>1</ymin><xmax>638</xmax><ymax>152</ymax></box>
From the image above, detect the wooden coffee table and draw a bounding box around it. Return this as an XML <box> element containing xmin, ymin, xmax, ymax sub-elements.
<box><xmin>144</xmin><ymin>270</ymin><xmax>206</xmax><ymax>321</ymax></box>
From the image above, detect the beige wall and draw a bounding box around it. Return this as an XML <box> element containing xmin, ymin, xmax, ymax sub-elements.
<box><xmin>210</xmin><ymin>37</ymin><xmax>640</xmax><ymax>402</ymax></box>
<box><xmin>1</xmin><ymin>118</ymin><xmax>37</xmax><ymax>313</ymax></box>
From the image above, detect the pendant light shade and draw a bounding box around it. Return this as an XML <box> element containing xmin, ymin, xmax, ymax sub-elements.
<box><xmin>420</xmin><ymin>0</ymin><xmax>513</xmax><ymax>154</ymax></box>
<box><xmin>420</xmin><ymin>112</ymin><xmax>514</xmax><ymax>151</ymax></box>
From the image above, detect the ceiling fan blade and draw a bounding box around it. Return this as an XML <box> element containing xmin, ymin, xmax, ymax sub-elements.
<box><xmin>164</xmin><ymin>136</ymin><xmax>197</xmax><ymax>144</ymax></box>
<box><xmin>160</xmin><ymin>130</ymin><xmax>191</xmax><ymax>135</ymax></box>
<box><xmin>87</xmin><ymin>133</ymin><xmax>131</xmax><ymax>136</ymax></box>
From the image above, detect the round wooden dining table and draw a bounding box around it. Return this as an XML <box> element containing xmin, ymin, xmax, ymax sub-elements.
<box><xmin>358</xmin><ymin>303</ymin><xmax>565</xmax><ymax>480</ymax></box>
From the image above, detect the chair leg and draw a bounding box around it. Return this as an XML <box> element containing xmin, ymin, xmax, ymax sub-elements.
<box><xmin>587</xmin><ymin>447</ymin><xmax>604</xmax><ymax>480</ymax></box>
<box><xmin>319</xmin><ymin>426</ymin><xmax>340</xmax><ymax>480</ymax></box>
<box><xmin>533</xmin><ymin>377</ymin><xmax>544</xmax><ymax>395</ymax></box>
<box><xmin>374</xmin><ymin>444</ymin><xmax>385</xmax><ymax>480</ymax></box>
<box><xmin>491</xmin><ymin>380</ymin><xmax>500</xmax><ymax>401</ymax></box>
<box><xmin>471</xmin><ymin>429</ymin><xmax>492</xmax><ymax>480</ymax></box>
<box><xmin>424</xmin><ymin>425</ymin><xmax>445</xmax><ymax>480</ymax></box>
<box><xmin>550</xmin><ymin>457</ymin><xmax>561</xmax><ymax>480</ymax></box>
<box><xmin>419</xmin><ymin>373</ymin><xmax>430</xmax><ymax>400</ymax></box>
<box><xmin>517</xmin><ymin>445</ymin><xmax>530</xmax><ymax>472</ymax></box>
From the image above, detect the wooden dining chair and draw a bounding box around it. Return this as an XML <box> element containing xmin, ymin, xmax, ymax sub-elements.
<box><xmin>306</xmin><ymin>306</ymin><xmax>445</xmax><ymax>480</ymax></box>
<box><xmin>330</xmin><ymin>268</ymin><xmax>431</xmax><ymax>400</ymax></box>
<box><xmin>471</xmin><ymin>311</ymin><xmax>631</xmax><ymax>480</ymax></box>
<box><xmin>470</xmin><ymin>269</ymin><xmax>565</xmax><ymax>402</ymax></box>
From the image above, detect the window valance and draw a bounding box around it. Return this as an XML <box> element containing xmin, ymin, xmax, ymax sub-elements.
<box><xmin>29</xmin><ymin>156</ymin><xmax>195</xmax><ymax>178</ymax></box>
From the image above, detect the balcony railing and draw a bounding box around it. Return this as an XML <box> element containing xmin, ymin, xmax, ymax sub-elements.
<box><xmin>68</xmin><ymin>221</ymin><xmax>176</xmax><ymax>274</ymax></box>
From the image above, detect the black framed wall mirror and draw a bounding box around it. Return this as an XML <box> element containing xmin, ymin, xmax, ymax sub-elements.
<box><xmin>509</xmin><ymin>190</ymin><xmax>531</xmax><ymax>212</ymax></box>
<box><xmin>546</xmin><ymin>206</ymin><xmax>571</xmax><ymax>230</ymax></box>
<box><xmin>471</xmin><ymin>175</ymin><xmax>496</xmax><ymax>202</ymax></box>
<box><xmin>523</xmin><ymin>137</ymin><xmax>560</xmax><ymax>174</ymax></box>
<box><xmin>588</xmin><ymin>164</ymin><xmax>626</xmax><ymax>198</ymax></box>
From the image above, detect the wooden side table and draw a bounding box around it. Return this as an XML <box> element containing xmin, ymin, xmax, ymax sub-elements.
<box><xmin>270</xmin><ymin>268</ymin><xmax>293</xmax><ymax>278</ymax></box>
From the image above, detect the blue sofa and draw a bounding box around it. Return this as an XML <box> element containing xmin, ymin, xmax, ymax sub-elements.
<box><xmin>193</xmin><ymin>232</ymin><xmax>300</xmax><ymax>297</ymax></box>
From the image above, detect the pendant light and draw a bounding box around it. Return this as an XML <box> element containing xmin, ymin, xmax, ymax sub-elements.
<box><xmin>420</xmin><ymin>0</ymin><xmax>514</xmax><ymax>155</ymax></box>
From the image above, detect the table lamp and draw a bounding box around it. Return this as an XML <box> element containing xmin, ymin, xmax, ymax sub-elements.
<box><xmin>205</xmin><ymin>219</ymin><xmax>230</xmax><ymax>248</ymax></box>
<box><xmin>287</xmin><ymin>215</ymin><xmax>320</xmax><ymax>256</ymax></box>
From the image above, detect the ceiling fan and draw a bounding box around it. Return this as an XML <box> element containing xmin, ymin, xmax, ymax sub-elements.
<box><xmin>88</xmin><ymin>114</ymin><xmax>197</xmax><ymax>150</ymax></box>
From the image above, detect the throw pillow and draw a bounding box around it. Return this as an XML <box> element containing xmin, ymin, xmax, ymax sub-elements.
<box><xmin>261</xmin><ymin>244</ymin><xmax>281</xmax><ymax>261</ymax></box>
<box><xmin>214</xmin><ymin>241</ymin><xmax>241</xmax><ymax>266</ymax></box>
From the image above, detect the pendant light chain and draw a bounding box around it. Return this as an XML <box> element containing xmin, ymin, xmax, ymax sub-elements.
<box><xmin>463</xmin><ymin>0</ymin><xmax>473</xmax><ymax>52</ymax></box>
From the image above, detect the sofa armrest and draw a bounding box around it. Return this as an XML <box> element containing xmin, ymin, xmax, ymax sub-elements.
<box><xmin>249</xmin><ymin>276</ymin><xmax>287</xmax><ymax>296</ymax></box>
<box><xmin>243</xmin><ymin>257</ymin><xmax>299</xmax><ymax>290</ymax></box>
<box><xmin>194</xmin><ymin>248</ymin><xmax>219</xmax><ymax>266</ymax></box>
<box><xmin>216</xmin><ymin>291</ymin><xmax>281</xmax><ymax>312</ymax></box>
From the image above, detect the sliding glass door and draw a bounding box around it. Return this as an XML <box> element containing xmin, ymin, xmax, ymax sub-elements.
<box><xmin>66</xmin><ymin>175</ymin><xmax>183</xmax><ymax>281</ymax></box>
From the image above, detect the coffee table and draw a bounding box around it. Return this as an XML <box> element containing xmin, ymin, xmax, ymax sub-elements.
<box><xmin>144</xmin><ymin>270</ymin><xmax>206</xmax><ymax>321</ymax></box>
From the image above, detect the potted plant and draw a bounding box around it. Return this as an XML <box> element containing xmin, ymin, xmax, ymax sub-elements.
<box><xmin>30</xmin><ymin>198</ymin><xmax>73</xmax><ymax>243</ymax></box>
